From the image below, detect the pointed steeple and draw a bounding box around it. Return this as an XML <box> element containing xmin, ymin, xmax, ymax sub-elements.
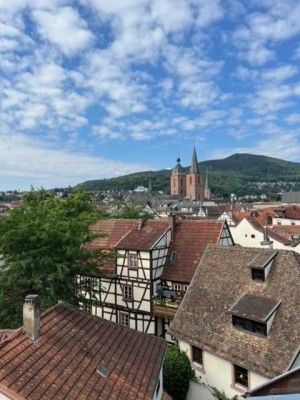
<box><xmin>205</xmin><ymin>168</ymin><xmax>209</xmax><ymax>190</ymax></box>
<box><xmin>190</xmin><ymin>147</ymin><xmax>199</xmax><ymax>173</ymax></box>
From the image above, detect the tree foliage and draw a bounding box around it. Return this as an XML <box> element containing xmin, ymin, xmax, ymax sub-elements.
<box><xmin>0</xmin><ymin>189</ymin><xmax>106</xmax><ymax>328</ymax></box>
<box><xmin>163</xmin><ymin>346</ymin><xmax>195</xmax><ymax>400</ymax></box>
<box><xmin>78</xmin><ymin>153</ymin><xmax>300</xmax><ymax>198</ymax></box>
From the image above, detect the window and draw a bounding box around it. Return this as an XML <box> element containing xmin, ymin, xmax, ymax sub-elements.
<box><xmin>190</xmin><ymin>176</ymin><xmax>192</xmax><ymax>184</ymax></box>
<box><xmin>232</xmin><ymin>315</ymin><xmax>267</xmax><ymax>336</ymax></box>
<box><xmin>192</xmin><ymin>346</ymin><xmax>203</xmax><ymax>365</ymax></box>
<box><xmin>292</xmin><ymin>222</ymin><xmax>295</xmax><ymax>226</ymax></box>
<box><xmin>184</xmin><ymin>285</ymin><xmax>188</xmax><ymax>292</ymax></box>
<box><xmin>170</xmin><ymin>251</ymin><xmax>177</xmax><ymax>262</ymax></box>
<box><xmin>245</xmin><ymin>234</ymin><xmax>248</xmax><ymax>237</ymax></box>
<box><xmin>173</xmin><ymin>283</ymin><xmax>181</xmax><ymax>291</ymax></box>
<box><xmin>122</xmin><ymin>285</ymin><xmax>133</xmax><ymax>301</ymax></box>
<box><xmin>266</xmin><ymin>215</ymin><xmax>272</xmax><ymax>225</ymax></box>
<box><xmin>251</xmin><ymin>234</ymin><xmax>255</xmax><ymax>238</ymax></box>
<box><xmin>234</xmin><ymin>364</ymin><xmax>248</xmax><ymax>388</ymax></box>
<box><xmin>278</xmin><ymin>221</ymin><xmax>281</xmax><ymax>225</ymax></box>
<box><xmin>128</xmin><ymin>254</ymin><xmax>138</xmax><ymax>269</ymax></box>
<box><xmin>119</xmin><ymin>312</ymin><xmax>129</xmax><ymax>327</ymax></box>
<box><xmin>251</xmin><ymin>268</ymin><xmax>265</xmax><ymax>282</ymax></box>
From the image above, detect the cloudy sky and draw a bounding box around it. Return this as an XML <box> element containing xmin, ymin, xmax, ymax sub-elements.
<box><xmin>1</xmin><ymin>0</ymin><xmax>300</xmax><ymax>190</ymax></box>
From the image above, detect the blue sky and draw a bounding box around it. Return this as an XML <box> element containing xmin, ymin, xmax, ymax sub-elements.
<box><xmin>1</xmin><ymin>0</ymin><xmax>300</xmax><ymax>190</ymax></box>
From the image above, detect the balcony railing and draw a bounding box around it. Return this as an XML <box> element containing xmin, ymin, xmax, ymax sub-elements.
<box><xmin>152</xmin><ymin>289</ymin><xmax>183</xmax><ymax>318</ymax></box>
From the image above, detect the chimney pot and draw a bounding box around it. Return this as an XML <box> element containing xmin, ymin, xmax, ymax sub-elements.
<box><xmin>23</xmin><ymin>294</ymin><xmax>40</xmax><ymax>342</ymax></box>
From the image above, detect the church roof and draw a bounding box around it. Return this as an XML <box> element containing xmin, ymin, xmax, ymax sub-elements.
<box><xmin>190</xmin><ymin>147</ymin><xmax>200</xmax><ymax>174</ymax></box>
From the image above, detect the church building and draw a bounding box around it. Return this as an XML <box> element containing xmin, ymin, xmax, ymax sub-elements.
<box><xmin>170</xmin><ymin>147</ymin><xmax>206</xmax><ymax>201</ymax></box>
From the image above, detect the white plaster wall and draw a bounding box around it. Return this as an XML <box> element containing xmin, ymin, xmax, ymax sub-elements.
<box><xmin>230</xmin><ymin>220</ymin><xmax>286</xmax><ymax>250</ymax></box>
<box><xmin>179</xmin><ymin>341</ymin><xmax>269</xmax><ymax>399</ymax></box>
<box><xmin>273</xmin><ymin>218</ymin><xmax>300</xmax><ymax>226</ymax></box>
<box><xmin>0</xmin><ymin>394</ymin><xmax>10</xmax><ymax>400</ymax></box>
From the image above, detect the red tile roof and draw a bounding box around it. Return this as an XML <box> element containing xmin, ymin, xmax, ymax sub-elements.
<box><xmin>0</xmin><ymin>302</ymin><xmax>167</xmax><ymax>400</ymax></box>
<box><xmin>115</xmin><ymin>220</ymin><xmax>170</xmax><ymax>250</ymax></box>
<box><xmin>84</xmin><ymin>219</ymin><xmax>143</xmax><ymax>277</ymax></box>
<box><xmin>284</xmin><ymin>205</ymin><xmax>300</xmax><ymax>219</ymax></box>
<box><xmin>169</xmin><ymin>246</ymin><xmax>300</xmax><ymax>379</ymax></box>
<box><xmin>85</xmin><ymin>219</ymin><xmax>142</xmax><ymax>250</ymax></box>
<box><xmin>161</xmin><ymin>219</ymin><xmax>225</xmax><ymax>283</ymax></box>
<box><xmin>272</xmin><ymin>225</ymin><xmax>300</xmax><ymax>239</ymax></box>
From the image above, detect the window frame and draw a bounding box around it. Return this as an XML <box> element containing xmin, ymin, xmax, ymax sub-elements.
<box><xmin>233</xmin><ymin>364</ymin><xmax>249</xmax><ymax>388</ymax></box>
<box><xmin>251</xmin><ymin>268</ymin><xmax>265</xmax><ymax>282</ymax></box>
<box><xmin>191</xmin><ymin>345</ymin><xmax>203</xmax><ymax>366</ymax></box>
<box><xmin>232</xmin><ymin>315</ymin><xmax>267</xmax><ymax>336</ymax></box>
<box><xmin>128</xmin><ymin>254</ymin><xmax>138</xmax><ymax>269</ymax></box>
<box><xmin>122</xmin><ymin>284</ymin><xmax>133</xmax><ymax>302</ymax></box>
<box><xmin>119</xmin><ymin>311</ymin><xmax>129</xmax><ymax>327</ymax></box>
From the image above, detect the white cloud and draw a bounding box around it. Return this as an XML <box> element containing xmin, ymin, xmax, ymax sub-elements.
<box><xmin>210</xmin><ymin>132</ymin><xmax>300</xmax><ymax>162</ymax></box>
<box><xmin>261</xmin><ymin>65</ymin><xmax>298</xmax><ymax>82</ymax></box>
<box><xmin>285</xmin><ymin>114</ymin><xmax>300</xmax><ymax>124</ymax></box>
<box><xmin>0</xmin><ymin>132</ymin><xmax>153</xmax><ymax>187</ymax></box>
<box><xmin>131</xmin><ymin>132</ymin><xmax>152</xmax><ymax>140</ymax></box>
<box><xmin>31</xmin><ymin>6</ymin><xmax>94</xmax><ymax>56</ymax></box>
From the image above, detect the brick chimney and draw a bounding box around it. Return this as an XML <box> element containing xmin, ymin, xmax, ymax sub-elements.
<box><xmin>23</xmin><ymin>295</ymin><xmax>40</xmax><ymax>342</ymax></box>
<box><xmin>168</xmin><ymin>214</ymin><xmax>176</xmax><ymax>239</ymax></box>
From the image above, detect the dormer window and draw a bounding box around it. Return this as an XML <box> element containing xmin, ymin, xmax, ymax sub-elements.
<box><xmin>247</xmin><ymin>250</ymin><xmax>277</xmax><ymax>282</ymax></box>
<box><xmin>251</xmin><ymin>268</ymin><xmax>265</xmax><ymax>282</ymax></box>
<box><xmin>229</xmin><ymin>294</ymin><xmax>281</xmax><ymax>337</ymax></box>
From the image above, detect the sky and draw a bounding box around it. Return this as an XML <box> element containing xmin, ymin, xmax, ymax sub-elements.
<box><xmin>1</xmin><ymin>0</ymin><xmax>300</xmax><ymax>190</ymax></box>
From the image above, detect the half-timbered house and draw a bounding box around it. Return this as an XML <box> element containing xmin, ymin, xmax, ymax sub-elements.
<box><xmin>77</xmin><ymin>219</ymin><xmax>171</xmax><ymax>335</ymax></box>
<box><xmin>77</xmin><ymin>216</ymin><xmax>234</xmax><ymax>340</ymax></box>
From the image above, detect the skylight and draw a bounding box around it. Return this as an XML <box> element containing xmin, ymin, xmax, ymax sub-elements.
<box><xmin>96</xmin><ymin>365</ymin><xmax>110</xmax><ymax>378</ymax></box>
<box><xmin>170</xmin><ymin>251</ymin><xmax>177</xmax><ymax>262</ymax></box>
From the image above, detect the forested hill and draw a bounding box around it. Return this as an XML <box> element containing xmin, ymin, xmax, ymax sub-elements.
<box><xmin>77</xmin><ymin>153</ymin><xmax>300</xmax><ymax>198</ymax></box>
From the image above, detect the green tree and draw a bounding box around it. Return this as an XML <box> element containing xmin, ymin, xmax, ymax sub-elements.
<box><xmin>163</xmin><ymin>346</ymin><xmax>195</xmax><ymax>400</ymax></box>
<box><xmin>0</xmin><ymin>189</ymin><xmax>106</xmax><ymax>328</ymax></box>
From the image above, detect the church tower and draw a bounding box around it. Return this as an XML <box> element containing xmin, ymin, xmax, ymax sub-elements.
<box><xmin>186</xmin><ymin>147</ymin><xmax>204</xmax><ymax>201</ymax></box>
<box><xmin>204</xmin><ymin>168</ymin><xmax>212</xmax><ymax>200</ymax></box>
<box><xmin>171</xmin><ymin>157</ymin><xmax>186</xmax><ymax>197</ymax></box>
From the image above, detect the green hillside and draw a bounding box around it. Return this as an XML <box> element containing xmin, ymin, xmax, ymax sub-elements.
<box><xmin>78</xmin><ymin>153</ymin><xmax>300</xmax><ymax>199</ymax></box>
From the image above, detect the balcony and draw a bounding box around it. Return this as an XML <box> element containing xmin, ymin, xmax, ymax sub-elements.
<box><xmin>152</xmin><ymin>289</ymin><xmax>183</xmax><ymax>319</ymax></box>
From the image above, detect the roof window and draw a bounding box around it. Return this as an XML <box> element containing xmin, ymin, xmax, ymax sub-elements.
<box><xmin>170</xmin><ymin>251</ymin><xmax>177</xmax><ymax>262</ymax></box>
<box><xmin>229</xmin><ymin>294</ymin><xmax>281</xmax><ymax>337</ymax></box>
<box><xmin>247</xmin><ymin>251</ymin><xmax>277</xmax><ymax>282</ymax></box>
<box><xmin>96</xmin><ymin>365</ymin><xmax>110</xmax><ymax>378</ymax></box>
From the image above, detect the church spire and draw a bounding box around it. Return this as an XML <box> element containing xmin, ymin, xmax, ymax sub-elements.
<box><xmin>190</xmin><ymin>147</ymin><xmax>199</xmax><ymax>174</ymax></box>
